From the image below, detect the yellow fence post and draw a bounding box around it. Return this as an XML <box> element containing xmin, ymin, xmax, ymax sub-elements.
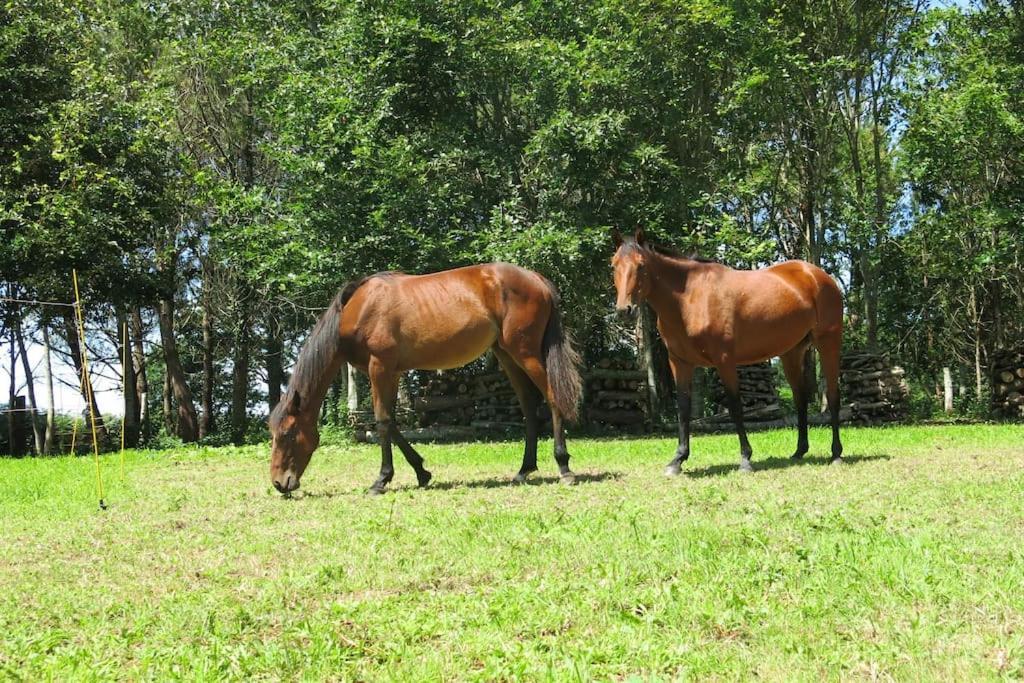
<box><xmin>72</xmin><ymin>269</ymin><xmax>106</xmax><ymax>510</ymax></box>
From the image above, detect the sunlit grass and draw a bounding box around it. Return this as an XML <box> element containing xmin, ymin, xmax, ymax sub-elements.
<box><xmin>1</xmin><ymin>424</ymin><xmax>1023</xmax><ymax>680</ymax></box>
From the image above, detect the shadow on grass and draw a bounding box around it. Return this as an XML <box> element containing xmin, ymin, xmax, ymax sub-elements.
<box><xmin>414</xmin><ymin>470</ymin><xmax>622</xmax><ymax>492</ymax></box>
<box><xmin>683</xmin><ymin>453</ymin><xmax>892</xmax><ymax>479</ymax></box>
<box><xmin>289</xmin><ymin>471</ymin><xmax>623</xmax><ymax>499</ymax></box>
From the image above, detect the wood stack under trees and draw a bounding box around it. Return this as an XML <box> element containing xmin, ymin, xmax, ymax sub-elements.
<box><xmin>583</xmin><ymin>357</ymin><xmax>648</xmax><ymax>429</ymax></box>
<box><xmin>415</xmin><ymin>370</ymin><xmax>478</xmax><ymax>428</ymax></box>
<box><xmin>469</xmin><ymin>371</ymin><xmax>550</xmax><ymax>431</ymax></box>
<box><xmin>705</xmin><ymin>362</ymin><xmax>783</xmax><ymax>423</ymax></box>
<box><xmin>841</xmin><ymin>350</ymin><xmax>909</xmax><ymax>424</ymax></box>
<box><xmin>991</xmin><ymin>347</ymin><xmax>1024</xmax><ymax>418</ymax></box>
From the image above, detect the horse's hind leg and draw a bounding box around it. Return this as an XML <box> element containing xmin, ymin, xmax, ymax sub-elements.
<box><xmin>516</xmin><ymin>355</ymin><xmax>575</xmax><ymax>484</ymax></box>
<box><xmin>813</xmin><ymin>330</ymin><xmax>844</xmax><ymax>463</ymax></box>
<box><xmin>781</xmin><ymin>339</ymin><xmax>812</xmax><ymax>460</ymax></box>
<box><xmin>494</xmin><ymin>347</ymin><xmax>541</xmax><ymax>483</ymax></box>
<box><xmin>498</xmin><ymin>308</ymin><xmax>575</xmax><ymax>485</ymax></box>
<box><xmin>717</xmin><ymin>362</ymin><xmax>754</xmax><ymax>472</ymax></box>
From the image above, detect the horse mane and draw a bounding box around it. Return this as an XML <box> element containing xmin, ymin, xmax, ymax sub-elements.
<box><xmin>270</xmin><ymin>271</ymin><xmax>398</xmax><ymax>424</ymax></box>
<box><xmin>620</xmin><ymin>235</ymin><xmax>717</xmax><ymax>264</ymax></box>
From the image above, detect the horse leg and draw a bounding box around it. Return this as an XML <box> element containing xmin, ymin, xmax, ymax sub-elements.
<box><xmin>717</xmin><ymin>363</ymin><xmax>753</xmax><ymax>471</ymax></box>
<box><xmin>664</xmin><ymin>356</ymin><xmax>695</xmax><ymax>476</ymax></box>
<box><xmin>390</xmin><ymin>424</ymin><xmax>432</xmax><ymax>487</ymax></box>
<box><xmin>511</xmin><ymin>354</ymin><xmax>575</xmax><ymax>485</ymax></box>
<box><xmin>814</xmin><ymin>330</ymin><xmax>844</xmax><ymax>463</ymax></box>
<box><xmin>494</xmin><ymin>348</ymin><xmax>541</xmax><ymax>483</ymax></box>
<box><xmin>781</xmin><ymin>343</ymin><xmax>811</xmax><ymax>460</ymax></box>
<box><xmin>368</xmin><ymin>358</ymin><xmax>399</xmax><ymax>494</ymax></box>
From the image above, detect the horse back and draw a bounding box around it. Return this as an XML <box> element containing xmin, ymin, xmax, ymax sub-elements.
<box><xmin>337</xmin><ymin>263</ymin><xmax>552</xmax><ymax>370</ymax></box>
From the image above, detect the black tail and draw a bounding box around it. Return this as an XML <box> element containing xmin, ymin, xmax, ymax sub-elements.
<box><xmin>541</xmin><ymin>292</ymin><xmax>582</xmax><ymax>423</ymax></box>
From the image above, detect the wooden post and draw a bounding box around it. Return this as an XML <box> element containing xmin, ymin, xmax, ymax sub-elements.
<box><xmin>943</xmin><ymin>367</ymin><xmax>954</xmax><ymax>414</ymax></box>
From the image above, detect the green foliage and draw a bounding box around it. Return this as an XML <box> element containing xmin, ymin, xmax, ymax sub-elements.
<box><xmin>3</xmin><ymin>0</ymin><xmax>1023</xmax><ymax>444</ymax></box>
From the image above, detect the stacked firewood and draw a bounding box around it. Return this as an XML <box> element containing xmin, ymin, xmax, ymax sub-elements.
<box><xmin>992</xmin><ymin>347</ymin><xmax>1024</xmax><ymax>418</ymax></box>
<box><xmin>705</xmin><ymin>362</ymin><xmax>783</xmax><ymax>423</ymax></box>
<box><xmin>415</xmin><ymin>372</ymin><xmax>478</xmax><ymax>427</ymax></box>
<box><xmin>583</xmin><ymin>357</ymin><xmax>648</xmax><ymax>428</ymax></box>
<box><xmin>841</xmin><ymin>350</ymin><xmax>909</xmax><ymax>424</ymax></box>
<box><xmin>469</xmin><ymin>371</ymin><xmax>544</xmax><ymax>431</ymax></box>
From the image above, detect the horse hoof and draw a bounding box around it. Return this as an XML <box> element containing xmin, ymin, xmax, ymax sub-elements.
<box><xmin>830</xmin><ymin>456</ymin><xmax>844</xmax><ymax>466</ymax></box>
<box><xmin>368</xmin><ymin>486</ymin><xmax>386</xmax><ymax>496</ymax></box>
<box><xmin>791</xmin><ymin>451</ymin><xmax>807</xmax><ymax>460</ymax></box>
<box><xmin>418</xmin><ymin>470</ymin><xmax>433</xmax><ymax>488</ymax></box>
<box><xmin>559</xmin><ymin>472</ymin><xmax>577</xmax><ymax>486</ymax></box>
<box><xmin>664</xmin><ymin>465</ymin><xmax>682</xmax><ymax>477</ymax></box>
<box><xmin>739</xmin><ymin>461</ymin><xmax>754</xmax><ymax>473</ymax></box>
<box><xmin>512</xmin><ymin>473</ymin><xmax>528</xmax><ymax>485</ymax></box>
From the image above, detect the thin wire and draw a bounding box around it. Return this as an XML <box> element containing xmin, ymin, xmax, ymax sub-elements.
<box><xmin>0</xmin><ymin>297</ymin><xmax>77</xmax><ymax>308</ymax></box>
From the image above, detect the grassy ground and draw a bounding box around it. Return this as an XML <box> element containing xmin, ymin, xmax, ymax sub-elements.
<box><xmin>1</xmin><ymin>424</ymin><xmax>1023</xmax><ymax>681</ymax></box>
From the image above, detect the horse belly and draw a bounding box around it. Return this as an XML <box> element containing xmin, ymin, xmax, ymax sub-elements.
<box><xmin>399</xmin><ymin>313</ymin><xmax>498</xmax><ymax>371</ymax></box>
<box><xmin>734</xmin><ymin>308</ymin><xmax>815</xmax><ymax>364</ymax></box>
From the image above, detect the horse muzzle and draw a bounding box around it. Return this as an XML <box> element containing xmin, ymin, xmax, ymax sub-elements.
<box><xmin>272</xmin><ymin>473</ymin><xmax>300</xmax><ymax>494</ymax></box>
<box><xmin>615</xmin><ymin>304</ymin><xmax>638</xmax><ymax>321</ymax></box>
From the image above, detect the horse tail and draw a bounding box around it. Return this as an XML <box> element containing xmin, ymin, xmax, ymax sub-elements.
<box><xmin>541</xmin><ymin>285</ymin><xmax>583</xmax><ymax>423</ymax></box>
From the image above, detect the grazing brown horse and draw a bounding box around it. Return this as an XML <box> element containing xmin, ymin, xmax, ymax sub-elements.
<box><xmin>269</xmin><ymin>264</ymin><xmax>582</xmax><ymax>495</ymax></box>
<box><xmin>612</xmin><ymin>229</ymin><xmax>843</xmax><ymax>473</ymax></box>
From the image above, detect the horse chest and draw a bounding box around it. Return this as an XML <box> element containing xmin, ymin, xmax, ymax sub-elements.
<box><xmin>656</xmin><ymin>317</ymin><xmax>715</xmax><ymax>367</ymax></box>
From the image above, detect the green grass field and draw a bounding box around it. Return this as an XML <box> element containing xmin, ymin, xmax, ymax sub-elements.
<box><xmin>2</xmin><ymin>424</ymin><xmax>1023</xmax><ymax>680</ymax></box>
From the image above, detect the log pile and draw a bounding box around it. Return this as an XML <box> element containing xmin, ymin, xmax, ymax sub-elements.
<box><xmin>992</xmin><ymin>347</ymin><xmax>1024</xmax><ymax>418</ymax></box>
<box><xmin>469</xmin><ymin>371</ymin><xmax>545</xmax><ymax>431</ymax></box>
<box><xmin>583</xmin><ymin>358</ymin><xmax>648</xmax><ymax>429</ymax></box>
<box><xmin>705</xmin><ymin>362</ymin><xmax>783</xmax><ymax>423</ymax></box>
<box><xmin>415</xmin><ymin>372</ymin><xmax>478</xmax><ymax>427</ymax></box>
<box><xmin>841</xmin><ymin>350</ymin><xmax>909</xmax><ymax>424</ymax></box>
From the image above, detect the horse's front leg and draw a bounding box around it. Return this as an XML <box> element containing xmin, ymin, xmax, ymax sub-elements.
<box><xmin>665</xmin><ymin>356</ymin><xmax>695</xmax><ymax>476</ymax></box>
<box><xmin>391</xmin><ymin>424</ymin><xmax>432</xmax><ymax>487</ymax></box>
<box><xmin>717</xmin><ymin>363</ymin><xmax>753</xmax><ymax>472</ymax></box>
<box><xmin>368</xmin><ymin>358</ymin><xmax>399</xmax><ymax>495</ymax></box>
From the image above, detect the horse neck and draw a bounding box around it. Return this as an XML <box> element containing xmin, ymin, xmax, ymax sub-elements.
<box><xmin>299</xmin><ymin>352</ymin><xmax>348</xmax><ymax>420</ymax></box>
<box><xmin>286</xmin><ymin>303</ymin><xmax>351</xmax><ymax>419</ymax></box>
<box><xmin>643</xmin><ymin>250</ymin><xmax>694</xmax><ymax>315</ymax></box>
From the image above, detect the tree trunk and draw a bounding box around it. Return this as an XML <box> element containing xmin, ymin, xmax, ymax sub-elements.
<box><xmin>200</xmin><ymin>297</ymin><xmax>215</xmax><ymax>439</ymax></box>
<box><xmin>118</xmin><ymin>310</ymin><xmax>139</xmax><ymax>448</ymax></box>
<box><xmin>637</xmin><ymin>308</ymin><xmax>659</xmax><ymax>417</ymax></box>
<box><xmin>347</xmin><ymin>363</ymin><xmax>359</xmax><ymax>412</ymax></box>
<box><xmin>970</xmin><ymin>287</ymin><xmax>984</xmax><ymax>401</ymax></box>
<box><xmin>60</xmin><ymin>310</ymin><xmax>108</xmax><ymax>445</ymax></box>
<box><xmin>41</xmin><ymin>323</ymin><xmax>56</xmax><ymax>454</ymax></box>
<box><xmin>131</xmin><ymin>307</ymin><xmax>149</xmax><ymax>441</ymax></box>
<box><xmin>163</xmin><ymin>372</ymin><xmax>173</xmax><ymax>435</ymax></box>
<box><xmin>266</xmin><ymin>325</ymin><xmax>283</xmax><ymax>413</ymax></box>
<box><xmin>7</xmin><ymin>324</ymin><xmax>19</xmax><ymax>456</ymax></box>
<box><xmin>14</xmin><ymin>314</ymin><xmax>44</xmax><ymax>454</ymax></box>
<box><xmin>229</xmin><ymin>320</ymin><xmax>252</xmax><ymax>446</ymax></box>
<box><xmin>157</xmin><ymin>297</ymin><xmax>198</xmax><ymax>442</ymax></box>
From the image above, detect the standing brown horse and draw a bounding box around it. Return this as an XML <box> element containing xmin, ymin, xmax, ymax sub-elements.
<box><xmin>612</xmin><ymin>229</ymin><xmax>844</xmax><ymax>473</ymax></box>
<box><xmin>269</xmin><ymin>263</ymin><xmax>582</xmax><ymax>495</ymax></box>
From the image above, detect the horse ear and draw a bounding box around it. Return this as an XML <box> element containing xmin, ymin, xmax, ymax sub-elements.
<box><xmin>611</xmin><ymin>228</ymin><xmax>623</xmax><ymax>247</ymax></box>
<box><xmin>288</xmin><ymin>392</ymin><xmax>301</xmax><ymax>414</ymax></box>
<box><xmin>634</xmin><ymin>226</ymin><xmax>646</xmax><ymax>246</ymax></box>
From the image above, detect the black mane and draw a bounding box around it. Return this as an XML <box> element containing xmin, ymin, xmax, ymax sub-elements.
<box><xmin>270</xmin><ymin>271</ymin><xmax>398</xmax><ymax>425</ymax></box>
<box><xmin>620</xmin><ymin>236</ymin><xmax>717</xmax><ymax>264</ymax></box>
